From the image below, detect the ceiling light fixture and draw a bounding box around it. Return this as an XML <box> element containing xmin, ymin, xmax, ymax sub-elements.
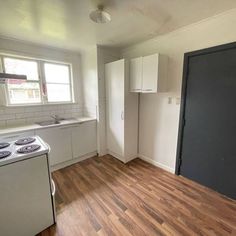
<box><xmin>89</xmin><ymin>5</ymin><xmax>111</xmax><ymax>24</ymax></box>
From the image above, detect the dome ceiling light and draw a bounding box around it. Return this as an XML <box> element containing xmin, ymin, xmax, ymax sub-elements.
<box><xmin>89</xmin><ymin>4</ymin><xmax>111</xmax><ymax>24</ymax></box>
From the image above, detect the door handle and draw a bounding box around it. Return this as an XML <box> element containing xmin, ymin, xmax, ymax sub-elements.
<box><xmin>121</xmin><ymin>111</ymin><xmax>124</xmax><ymax>120</ymax></box>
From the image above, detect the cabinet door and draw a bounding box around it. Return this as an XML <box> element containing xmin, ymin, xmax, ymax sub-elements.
<box><xmin>142</xmin><ymin>54</ymin><xmax>159</xmax><ymax>93</ymax></box>
<box><xmin>105</xmin><ymin>60</ymin><xmax>125</xmax><ymax>159</ymax></box>
<box><xmin>130</xmin><ymin>57</ymin><xmax>142</xmax><ymax>92</ymax></box>
<box><xmin>36</xmin><ymin>127</ymin><xmax>72</xmax><ymax>166</ymax></box>
<box><xmin>71</xmin><ymin>121</ymin><xmax>97</xmax><ymax>158</ymax></box>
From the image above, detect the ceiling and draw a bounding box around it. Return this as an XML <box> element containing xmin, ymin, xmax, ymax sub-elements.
<box><xmin>0</xmin><ymin>0</ymin><xmax>236</xmax><ymax>51</ymax></box>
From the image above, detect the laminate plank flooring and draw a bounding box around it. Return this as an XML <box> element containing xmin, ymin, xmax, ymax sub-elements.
<box><xmin>38</xmin><ymin>155</ymin><xmax>236</xmax><ymax>236</ymax></box>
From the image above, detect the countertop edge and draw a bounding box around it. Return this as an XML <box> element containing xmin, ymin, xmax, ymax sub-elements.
<box><xmin>0</xmin><ymin>117</ymin><xmax>97</xmax><ymax>136</ymax></box>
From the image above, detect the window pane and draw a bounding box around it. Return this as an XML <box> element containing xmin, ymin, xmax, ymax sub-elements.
<box><xmin>4</xmin><ymin>57</ymin><xmax>39</xmax><ymax>81</ymax></box>
<box><xmin>47</xmin><ymin>84</ymin><xmax>71</xmax><ymax>102</ymax></box>
<box><xmin>44</xmin><ymin>63</ymin><xmax>70</xmax><ymax>83</ymax></box>
<box><xmin>7</xmin><ymin>81</ymin><xmax>41</xmax><ymax>104</ymax></box>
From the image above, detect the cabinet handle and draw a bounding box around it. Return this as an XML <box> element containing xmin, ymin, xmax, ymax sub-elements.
<box><xmin>143</xmin><ymin>89</ymin><xmax>153</xmax><ymax>91</ymax></box>
<box><xmin>121</xmin><ymin>111</ymin><xmax>124</xmax><ymax>120</ymax></box>
<box><xmin>51</xmin><ymin>179</ymin><xmax>56</xmax><ymax>196</ymax></box>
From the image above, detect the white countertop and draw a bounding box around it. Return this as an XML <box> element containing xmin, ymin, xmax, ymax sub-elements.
<box><xmin>0</xmin><ymin>117</ymin><xmax>96</xmax><ymax>135</ymax></box>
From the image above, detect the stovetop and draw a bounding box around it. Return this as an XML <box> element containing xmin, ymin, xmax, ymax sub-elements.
<box><xmin>0</xmin><ymin>136</ymin><xmax>49</xmax><ymax>167</ymax></box>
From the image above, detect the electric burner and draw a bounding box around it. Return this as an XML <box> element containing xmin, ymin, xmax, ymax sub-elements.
<box><xmin>17</xmin><ymin>144</ymin><xmax>41</xmax><ymax>154</ymax></box>
<box><xmin>0</xmin><ymin>143</ymin><xmax>10</xmax><ymax>149</ymax></box>
<box><xmin>0</xmin><ymin>151</ymin><xmax>11</xmax><ymax>159</ymax></box>
<box><xmin>15</xmin><ymin>137</ymin><xmax>36</xmax><ymax>145</ymax></box>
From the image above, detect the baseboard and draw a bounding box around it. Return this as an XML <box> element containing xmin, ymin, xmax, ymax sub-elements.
<box><xmin>107</xmin><ymin>150</ymin><xmax>126</xmax><ymax>163</ymax></box>
<box><xmin>138</xmin><ymin>154</ymin><xmax>175</xmax><ymax>174</ymax></box>
<box><xmin>51</xmin><ymin>151</ymin><xmax>97</xmax><ymax>171</ymax></box>
<box><xmin>126</xmin><ymin>154</ymin><xmax>138</xmax><ymax>162</ymax></box>
<box><xmin>98</xmin><ymin>149</ymin><xmax>108</xmax><ymax>157</ymax></box>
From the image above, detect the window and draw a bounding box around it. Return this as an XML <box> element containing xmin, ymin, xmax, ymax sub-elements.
<box><xmin>44</xmin><ymin>63</ymin><xmax>72</xmax><ymax>102</ymax></box>
<box><xmin>4</xmin><ymin>57</ymin><xmax>41</xmax><ymax>104</ymax></box>
<box><xmin>1</xmin><ymin>55</ymin><xmax>73</xmax><ymax>105</ymax></box>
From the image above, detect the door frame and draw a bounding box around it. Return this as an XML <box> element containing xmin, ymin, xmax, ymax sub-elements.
<box><xmin>175</xmin><ymin>41</ymin><xmax>236</xmax><ymax>175</ymax></box>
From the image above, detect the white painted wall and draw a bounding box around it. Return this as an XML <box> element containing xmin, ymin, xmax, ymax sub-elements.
<box><xmin>0</xmin><ymin>37</ymin><xmax>84</xmax><ymax>127</ymax></box>
<box><xmin>122</xmin><ymin>8</ymin><xmax>236</xmax><ymax>173</ymax></box>
<box><xmin>81</xmin><ymin>47</ymin><xmax>98</xmax><ymax>118</ymax></box>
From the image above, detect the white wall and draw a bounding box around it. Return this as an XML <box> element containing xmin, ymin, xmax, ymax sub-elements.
<box><xmin>0</xmin><ymin>37</ymin><xmax>84</xmax><ymax>127</ymax></box>
<box><xmin>122</xmin><ymin>8</ymin><xmax>236</xmax><ymax>173</ymax></box>
<box><xmin>81</xmin><ymin>47</ymin><xmax>98</xmax><ymax>118</ymax></box>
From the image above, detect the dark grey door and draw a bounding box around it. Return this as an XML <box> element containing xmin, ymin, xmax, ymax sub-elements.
<box><xmin>178</xmin><ymin>44</ymin><xmax>236</xmax><ymax>199</ymax></box>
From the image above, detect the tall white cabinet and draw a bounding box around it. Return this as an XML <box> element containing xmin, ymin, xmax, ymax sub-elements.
<box><xmin>105</xmin><ymin>59</ymin><xmax>138</xmax><ymax>163</ymax></box>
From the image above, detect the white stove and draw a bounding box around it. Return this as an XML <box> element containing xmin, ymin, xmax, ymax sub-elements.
<box><xmin>0</xmin><ymin>135</ymin><xmax>49</xmax><ymax>166</ymax></box>
<box><xmin>0</xmin><ymin>135</ymin><xmax>56</xmax><ymax>236</ymax></box>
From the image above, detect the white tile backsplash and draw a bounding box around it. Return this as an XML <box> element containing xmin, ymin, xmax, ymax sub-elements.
<box><xmin>84</xmin><ymin>104</ymin><xmax>97</xmax><ymax>118</ymax></box>
<box><xmin>0</xmin><ymin>104</ymin><xmax>85</xmax><ymax>128</ymax></box>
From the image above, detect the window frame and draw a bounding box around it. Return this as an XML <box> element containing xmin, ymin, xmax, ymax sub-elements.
<box><xmin>42</xmin><ymin>61</ymin><xmax>74</xmax><ymax>104</ymax></box>
<box><xmin>2</xmin><ymin>55</ymin><xmax>42</xmax><ymax>105</ymax></box>
<box><xmin>0</xmin><ymin>54</ymin><xmax>74</xmax><ymax>106</ymax></box>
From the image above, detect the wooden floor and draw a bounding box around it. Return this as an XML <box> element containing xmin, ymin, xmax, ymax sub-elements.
<box><xmin>38</xmin><ymin>155</ymin><xmax>236</xmax><ymax>236</ymax></box>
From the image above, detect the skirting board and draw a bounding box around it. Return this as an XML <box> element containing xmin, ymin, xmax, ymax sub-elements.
<box><xmin>107</xmin><ymin>150</ymin><xmax>137</xmax><ymax>163</ymax></box>
<box><xmin>107</xmin><ymin>150</ymin><xmax>125</xmax><ymax>163</ymax></box>
<box><xmin>138</xmin><ymin>154</ymin><xmax>175</xmax><ymax>174</ymax></box>
<box><xmin>98</xmin><ymin>149</ymin><xmax>108</xmax><ymax>157</ymax></box>
<box><xmin>51</xmin><ymin>151</ymin><xmax>97</xmax><ymax>171</ymax></box>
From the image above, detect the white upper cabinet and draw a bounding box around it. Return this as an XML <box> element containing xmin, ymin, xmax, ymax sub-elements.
<box><xmin>130</xmin><ymin>53</ymin><xmax>168</xmax><ymax>93</ymax></box>
<box><xmin>142</xmin><ymin>54</ymin><xmax>159</xmax><ymax>93</ymax></box>
<box><xmin>130</xmin><ymin>57</ymin><xmax>142</xmax><ymax>92</ymax></box>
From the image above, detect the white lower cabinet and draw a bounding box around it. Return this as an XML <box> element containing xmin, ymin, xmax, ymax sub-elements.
<box><xmin>72</xmin><ymin>121</ymin><xmax>97</xmax><ymax>158</ymax></box>
<box><xmin>35</xmin><ymin>121</ymin><xmax>97</xmax><ymax>167</ymax></box>
<box><xmin>36</xmin><ymin>126</ymin><xmax>72</xmax><ymax>166</ymax></box>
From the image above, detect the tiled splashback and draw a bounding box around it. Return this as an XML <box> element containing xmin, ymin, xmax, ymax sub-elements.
<box><xmin>83</xmin><ymin>104</ymin><xmax>97</xmax><ymax>118</ymax></box>
<box><xmin>0</xmin><ymin>104</ymin><xmax>88</xmax><ymax>128</ymax></box>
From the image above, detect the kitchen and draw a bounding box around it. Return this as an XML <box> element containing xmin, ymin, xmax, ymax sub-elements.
<box><xmin>0</xmin><ymin>1</ymin><xmax>236</xmax><ymax>235</ymax></box>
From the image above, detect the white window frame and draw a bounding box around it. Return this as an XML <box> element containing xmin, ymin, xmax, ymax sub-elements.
<box><xmin>42</xmin><ymin>61</ymin><xmax>74</xmax><ymax>104</ymax></box>
<box><xmin>0</xmin><ymin>53</ymin><xmax>74</xmax><ymax>106</ymax></box>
